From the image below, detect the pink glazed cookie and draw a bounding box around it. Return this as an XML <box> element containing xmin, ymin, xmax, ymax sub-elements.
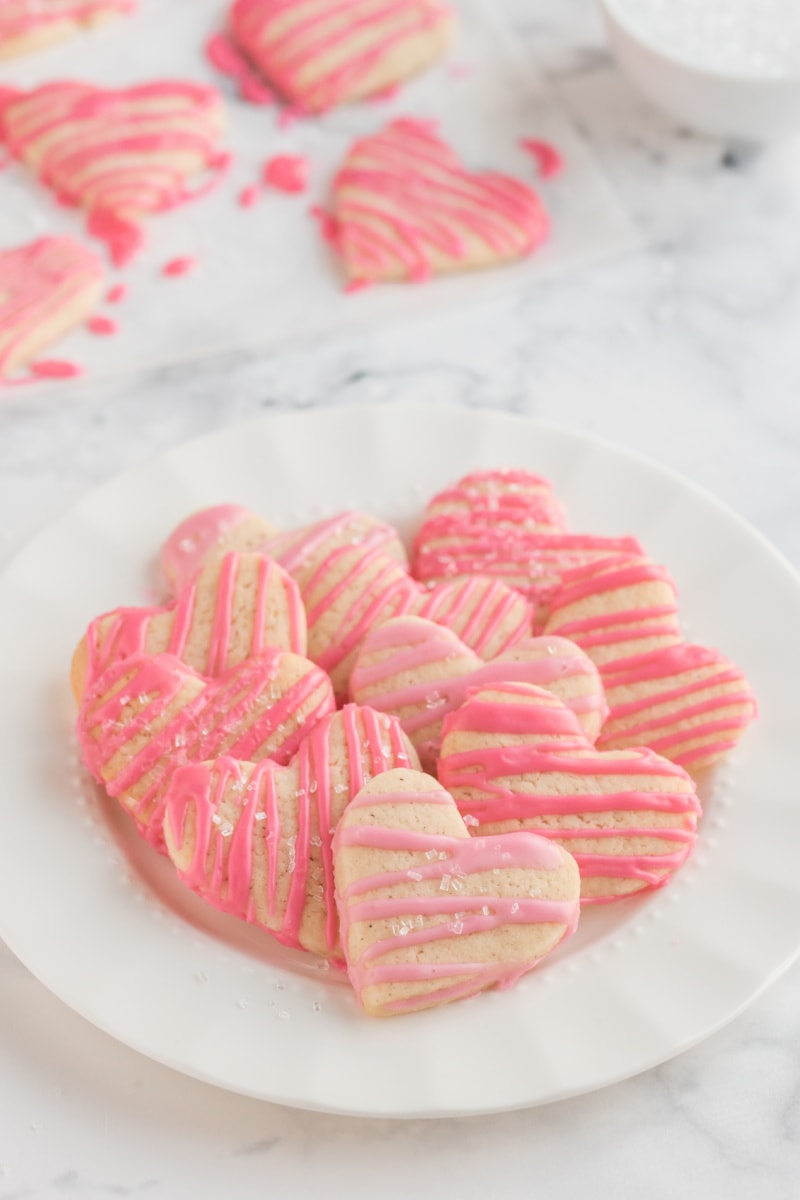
<box><xmin>350</xmin><ymin>616</ymin><xmax>606</xmax><ymax>768</ymax></box>
<box><xmin>228</xmin><ymin>0</ymin><xmax>454</xmax><ymax>113</ymax></box>
<box><xmin>78</xmin><ymin>649</ymin><xmax>335</xmax><ymax>848</ymax></box>
<box><xmin>333</xmin><ymin>768</ymin><xmax>580</xmax><ymax>1016</ymax></box>
<box><xmin>329</xmin><ymin>118</ymin><xmax>550</xmax><ymax>286</ymax></box>
<box><xmin>164</xmin><ymin>705</ymin><xmax>420</xmax><ymax>959</ymax></box>
<box><xmin>0</xmin><ymin>81</ymin><xmax>228</xmax><ymax>266</ymax></box>
<box><xmin>439</xmin><ymin>682</ymin><xmax>701</xmax><ymax>903</ymax></box>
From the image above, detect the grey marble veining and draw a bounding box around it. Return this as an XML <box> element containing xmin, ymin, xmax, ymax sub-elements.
<box><xmin>2</xmin><ymin>1</ymin><xmax>800</xmax><ymax>1196</ymax></box>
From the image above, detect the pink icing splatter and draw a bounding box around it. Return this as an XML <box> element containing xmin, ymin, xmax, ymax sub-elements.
<box><xmin>520</xmin><ymin>138</ymin><xmax>564</xmax><ymax>179</ymax></box>
<box><xmin>87</xmin><ymin>314</ymin><xmax>118</xmax><ymax>335</ymax></box>
<box><xmin>238</xmin><ymin>184</ymin><xmax>260</xmax><ymax>208</ymax></box>
<box><xmin>263</xmin><ymin>154</ymin><xmax>308</xmax><ymax>193</ymax></box>
<box><xmin>106</xmin><ymin>283</ymin><xmax>127</xmax><ymax>304</ymax></box>
<box><xmin>162</xmin><ymin>257</ymin><xmax>196</xmax><ymax>278</ymax></box>
<box><xmin>368</xmin><ymin>83</ymin><xmax>402</xmax><ymax>103</ymax></box>
<box><xmin>30</xmin><ymin>359</ymin><xmax>82</xmax><ymax>379</ymax></box>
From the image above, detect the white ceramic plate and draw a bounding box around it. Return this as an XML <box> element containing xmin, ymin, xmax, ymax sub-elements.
<box><xmin>0</xmin><ymin>404</ymin><xmax>798</xmax><ymax>1118</ymax></box>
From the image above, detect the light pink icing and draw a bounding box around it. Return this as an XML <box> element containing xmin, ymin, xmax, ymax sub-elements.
<box><xmin>164</xmin><ymin>705</ymin><xmax>413</xmax><ymax>955</ymax></box>
<box><xmin>228</xmin><ymin>0</ymin><xmax>451</xmax><ymax>114</ymax></box>
<box><xmin>160</xmin><ymin>505</ymin><xmax>257</xmax><ymax>594</ymax></box>
<box><xmin>263</xmin><ymin>154</ymin><xmax>308</xmax><ymax>193</ymax></box>
<box><xmin>0</xmin><ymin>82</ymin><xmax>229</xmax><ymax>266</ymax></box>
<box><xmin>29</xmin><ymin>358</ymin><xmax>81</xmax><ymax>379</ymax></box>
<box><xmin>86</xmin><ymin>313</ymin><xmax>117</xmax><ymax>335</ymax></box>
<box><xmin>0</xmin><ymin>236</ymin><xmax>103</xmax><ymax>383</ymax></box>
<box><xmin>105</xmin><ymin>282</ymin><xmax>126</xmax><ymax>303</ymax></box>
<box><xmin>238</xmin><ymin>184</ymin><xmax>260</xmax><ymax>207</ymax></box>
<box><xmin>334</xmin><ymin>784</ymin><xmax>579</xmax><ymax>1012</ymax></box>
<box><xmin>438</xmin><ymin>682</ymin><xmax>702</xmax><ymax>902</ymax></box>
<box><xmin>0</xmin><ymin>0</ymin><xmax>134</xmax><ymax>44</ymax></box>
<box><xmin>520</xmin><ymin>138</ymin><xmax>563</xmax><ymax>179</ymax></box>
<box><xmin>162</xmin><ymin>256</ymin><xmax>196</xmax><ymax>278</ymax></box>
<box><xmin>78</xmin><ymin>648</ymin><xmax>335</xmax><ymax>848</ymax></box>
<box><xmin>84</xmin><ymin>550</ymin><xmax>305</xmax><ymax>694</ymax></box>
<box><xmin>329</xmin><ymin>117</ymin><xmax>550</xmax><ymax>286</ymax></box>
<box><xmin>545</xmin><ymin>555</ymin><xmax>756</xmax><ymax>768</ymax></box>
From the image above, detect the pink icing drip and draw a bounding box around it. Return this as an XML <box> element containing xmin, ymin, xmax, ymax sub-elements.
<box><xmin>105</xmin><ymin>282</ymin><xmax>126</xmax><ymax>303</ymax></box>
<box><xmin>263</xmin><ymin>154</ymin><xmax>308</xmax><ymax>193</ymax></box>
<box><xmin>28</xmin><ymin>358</ymin><xmax>82</xmax><ymax>379</ymax></box>
<box><xmin>520</xmin><ymin>138</ymin><xmax>564</xmax><ymax>179</ymax></box>
<box><xmin>229</xmin><ymin>0</ymin><xmax>451</xmax><ymax>114</ymax></box>
<box><xmin>86</xmin><ymin>314</ymin><xmax>117</xmax><ymax>335</ymax></box>
<box><xmin>238</xmin><ymin>184</ymin><xmax>260</xmax><ymax>207</ymax></box>
<box><xmin>162</xmin><ymin>256</ymin><xmax>196</xmax><ymax>278</ymax></box>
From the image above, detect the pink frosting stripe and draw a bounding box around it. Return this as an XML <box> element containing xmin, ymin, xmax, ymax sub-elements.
<box><xmin>229</xmin><ymin>0</ymin><xmax>451</xmax><ymax>113</ymax></box>
<box><xmin>160</xmin><ymin>505</ymin><xmax>255</xmax><ymax>592</ymax></box>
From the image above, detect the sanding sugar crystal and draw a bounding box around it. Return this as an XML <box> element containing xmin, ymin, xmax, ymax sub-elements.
<box><xmin>614</xmin><ymin>0</ymin><xmax>800</xmax><ymax>77</ymax></box>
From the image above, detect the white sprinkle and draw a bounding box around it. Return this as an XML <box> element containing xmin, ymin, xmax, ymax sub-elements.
<box><xmin>440</xmin><ymin>874</ymin><xmax>452</xmax><ymax>892</ymax></box>
<box><xmin>407</xmin><ymin>869</ymin><xmax>423</xmax><ymax>882</ymax></box>
<box><xmin>425</xmin><ymin>849</ymin><xmax>438</xmax><ymax>861</ymax></box>
<box><xmin>255</xmin><ymin>811</ymin><xmax>267</xmax><ymax>822</ymax></box>
<box><xmin>510</xmin><ymin>901</ymin><xmax>520</xmax><ymax>915</ymax></box>
<box><xmin>212</xmin><ymin>814</ymin><xmax>222</xmax><ymax>826</ymax></box>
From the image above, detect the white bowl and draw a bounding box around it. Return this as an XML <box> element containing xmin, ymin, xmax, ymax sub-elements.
<box><xmin>599</xmin><ymin>0</ymin><xmax>800</xmax><ymax>141</ymax></box>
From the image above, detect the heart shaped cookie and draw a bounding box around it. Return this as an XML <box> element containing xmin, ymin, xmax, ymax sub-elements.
<box><xmin>0</xmin><ymin>235</ymin><xmax>104</xmax><ymax>382</ymax></box>
<box><xmin>0</xmin><ymin>0</ymin><xmax>133</xmax><ymax>61</ymax></box>
<box><xmin>543</xmin><ymin>554</ymin><xmax>756</xmax><ymax>771</ymax></box>
<box><xmin>329</xmin><ymin>118</ymin><xmax>550</xmax><ymax>286</ymax></box>
<box><xmin>0</xmin><ymin>80</ymin><xmax>228</xmax><ymax>265</ymax></box>
<box><xmin>350</xmin><ymin>616</ymin><xmax>606</xmax><ymax>768</ymax></box>
<box><xmin>71</xmin><ymin>550</ymin><xmax>306</xmax><ymax>703</ymax></box>
<box><xmin>160</xmin><ymin>504</ymin><xmax>280</xmax><ymax>596</ymax></box>
<box><xmin>164</xmin><ymin>705</ymin><xmax>419</xmax><ymax>959</ymax></box>
<box><xmin>228</xmin><ymin>0</ymin><xmax>453</xmax><ymax>113</ymax></box>
<box><xmin>438</xmin><ymin>682</ymin><xmax>701</xmax><ymax>903</ymax></box>
<box><xmin>333</xmin><ymin>767</ymin><xmax>580</xmax><ymax>1016</ymax></box>
<box><xmin>413</xmin><ymin>469</ymin><xmax>643</xmax><ymax>621</ymax></box>
<box><xmin>78</xmin><ymin>648</ymin><xmax>335</xmax><ymax>847</ymax></box>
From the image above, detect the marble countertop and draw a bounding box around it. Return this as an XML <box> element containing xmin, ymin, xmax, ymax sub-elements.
<box><xmin>2</xmin><ymin>1</ymin><xmax>800</xmax><ymax>1196</ymax></box>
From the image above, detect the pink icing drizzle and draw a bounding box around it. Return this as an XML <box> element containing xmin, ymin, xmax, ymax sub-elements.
<box><xmin>334</xmin><ymin>784</ymin><xmax>579</xmax><ymax>1012</ymax></box>
<box><xmin>229</xmin><ymin>0</ymin><xmax>451</xmax><ymax>114</ymax></box>
<box><xmin>332</xmin><ymin>117</ymin><xmax>550</xmax><ymax>285</ymax></box>
<box><xmin>438</xmin><ymin>682</ymin><xmax>701</xmax><ymax>902</ymax></box>
<box><xmin>164</xmin><ymin>705</ymin><xmax>413</xmax><ymax>955</ymax></box>
<box><xmin>86</xmin><ymin>314</ymin><xmax>117</xmax><ymax>335</ymax></box>
<box><xmin>0</xmin><ymin>81</ymin><xmax>229</xmax><ymax>267</ymax></box>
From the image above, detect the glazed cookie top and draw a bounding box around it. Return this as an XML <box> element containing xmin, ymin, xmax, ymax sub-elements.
<box><xmin>228</xmin><ymin>0</ymin><xmax>453</xmax><ymax>113</ymax></box>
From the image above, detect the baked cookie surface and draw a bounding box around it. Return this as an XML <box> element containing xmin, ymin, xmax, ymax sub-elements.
<box><xmin>0</xmin><ymin>0</ymin><xmax>134</xmax><ymax>61</ymax></box>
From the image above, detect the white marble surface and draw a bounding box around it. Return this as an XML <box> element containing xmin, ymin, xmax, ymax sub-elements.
<box><xmin>2</xmin><ymin>0</ymin><xmax>800</xmax><ymax>1196</ymax></box>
